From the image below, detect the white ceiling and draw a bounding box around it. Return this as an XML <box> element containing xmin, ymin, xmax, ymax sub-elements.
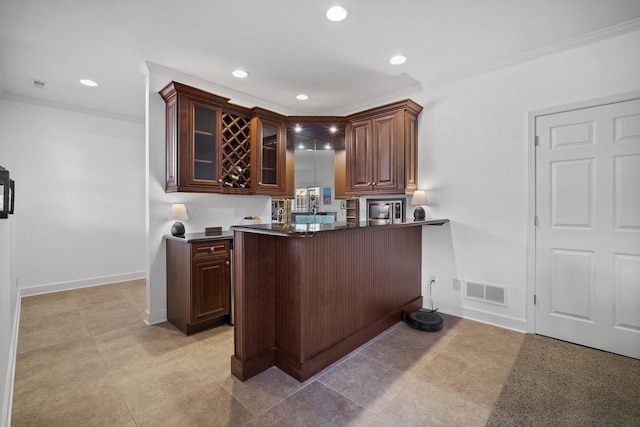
<box><xmin>1</xmin><ymin>0</ymin><xmax>640</xmax><ymax>122</ymax></box>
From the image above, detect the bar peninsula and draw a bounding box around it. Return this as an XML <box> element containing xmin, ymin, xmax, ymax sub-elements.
<box><xmin>230</xmin><ymin>219</ymin><xmax>448</xmax><ymax>382</ymax></box>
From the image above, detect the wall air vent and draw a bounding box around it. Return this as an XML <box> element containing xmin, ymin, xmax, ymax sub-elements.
<box><xmin>464</xmin><ymin>280</ymin><xmax>506</xmax><ymax>305</ymax></box>
<box><xmin>32</xmin><ymin>79</ymin><xmax>46</xmax><ymax>89</ymax></box>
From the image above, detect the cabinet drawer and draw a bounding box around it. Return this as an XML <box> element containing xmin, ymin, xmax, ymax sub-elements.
<box><xmin>192</xmin><ymin>240</ymin><xmax>230</xmax><ymax>258</ymax></box>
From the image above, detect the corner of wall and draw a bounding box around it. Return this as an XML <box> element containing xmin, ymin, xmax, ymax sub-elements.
<box><xmin>1</xmin><ymin>291</ymin><xmax>20</xmax><ymax>427</ymax></box>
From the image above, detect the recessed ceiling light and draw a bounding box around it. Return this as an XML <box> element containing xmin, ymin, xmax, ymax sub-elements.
<box><xmin>80</xmin><ymin>79</ymin><xmax>98</xmax><ymax>87</ymax></box>
<box><xmin>294</xmin><ymin>125</ymin><xmax>302</xmax><ymax>132</ymax></box>
<box><xmin>326</xmin><ymin>5</ymin><xmax>349</xmax><ymax>22</ymax></box>
<box><xmin>389</xmin><ymin>55</ymin><xmax>407</xmax><ymax>65</ymax></box>
<box><xmin>232</xmin><ymin>69</ymin><xmax>249</xmax><ymax>78</ymax></box>
<box><xmin>296</xmin><ymin>94</ymin><xmax>309</xmax><ymax>101</ymax></box>
<box><xmin>329</xmin><ymin>126</ymin><xmax>337</xmax><ymax>133</ymax></box>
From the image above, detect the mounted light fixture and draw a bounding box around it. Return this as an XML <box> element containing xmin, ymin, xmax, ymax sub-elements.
<box><xmin>232</xmin><ymin>69</ymin><xmax>248</xmax><ymax>78</ymax></box>
<box><xmin>326</xmin><ymin>5</ymin><xmax>349</xmax><ymax>22</ymax></box>
<box><xmin>390</xmin><ymin>55</ymin><xmax>407</xmax><ymax>65</ymax></box>
<box><xmin>80</xmin><ymin>79</ymin><xmax>98</xmax><ymax>87</ymax></box>
<box><xmin>296</xmin><ymin>94</ymin><xmax>309</xmax><ymax>101</ymax></box>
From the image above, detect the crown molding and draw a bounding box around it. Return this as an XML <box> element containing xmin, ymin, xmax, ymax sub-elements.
<box><xmin>0</xmin><ymin>92</ymin><xmax>143</xmax><ymax>124</ymax></box>
<box><xmin>143</xmin><ymin>61</ymin><xmax>302</xmax><ymax>116</ymax></box>
<box><xmin>329</xmin><ymin>82</ymin><xmax>425</xmax><ymax>117</ymax></box>
<box><xmin>422</xmin><ymin>17</ymin><xmax>640</xmax><ymax>89</ymax></box>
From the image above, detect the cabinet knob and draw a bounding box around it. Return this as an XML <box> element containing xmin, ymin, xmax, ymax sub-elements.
<box><xmin>210</xmin><ymin>247</ymin><xmax>215</xmax><ymax>252</ymax></box>
<box><xmin>258</xmin><ymin>181</ymin><xmax>262</xmax><ymax>185</ymax></box>
<box><xmin>225</xmin><ymin>260</ymin><xmax>230</xmax><ymax>265</ymax></box>
<box><xmin>218</xmin><ymin>179</ymin><xmax>222</xmax><ymax>182</ymax></box>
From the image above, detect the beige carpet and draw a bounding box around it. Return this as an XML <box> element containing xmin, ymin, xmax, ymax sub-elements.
<box><xmin>486</xmin><ymin>334</ymin><xmax>640</xmax><ymax>426</ymax></box>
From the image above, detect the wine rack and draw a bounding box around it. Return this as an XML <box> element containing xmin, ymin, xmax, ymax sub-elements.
<box><xmin>221</xmin><ymin>112</ymin><xmax>251</xmax><ymax>190</ymax></box>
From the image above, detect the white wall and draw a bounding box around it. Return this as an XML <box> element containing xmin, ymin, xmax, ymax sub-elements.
<box><xmin>414</xmin><ymin>29</ymin><xmax>640</xmax><ymax>330</ymax></box>
<box><xmin>0</xmin><ymin>98</ymin><xmax>147</xmax><ymax>294</ymax></box>
<box><xmin>0</xmin><ymin>97</ymin><xmax>146</xmax><ymax>423</ymax></box>
<box><xmin>0</xmin><ymin>217</ymin><xmax>17</xmax><ymax>427</ymax></box>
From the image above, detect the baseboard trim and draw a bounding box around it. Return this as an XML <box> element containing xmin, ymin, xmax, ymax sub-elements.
<box><xmin>434</xmin><ymin>299</ymin><xmax>527</xmax><ymax>333</ymax></box>
<box><xmin>18</xmin><ymin>271</ymin><xmax>146</xmax><ymax>297</ymax></box>
<box><xmin>1</xmin><ymin>292</ymin><xmax>20</xmax><ymax>427</ymax></box>
<box><xmin>145</xmin><ymin>308</ymin><xmax>167</xmax><ymax>326</ymax></box>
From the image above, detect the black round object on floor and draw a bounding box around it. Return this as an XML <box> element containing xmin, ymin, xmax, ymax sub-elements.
<box><xmin>405</xmin><ymin>310</ymin><xmax>443</xmax><ymax>332</ymax></box>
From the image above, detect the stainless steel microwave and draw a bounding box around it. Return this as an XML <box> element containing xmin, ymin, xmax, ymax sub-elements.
<box><xmin>367</xmin><ymin>199</ymin><xmax>405</xmax><ymax>225</ymax></box>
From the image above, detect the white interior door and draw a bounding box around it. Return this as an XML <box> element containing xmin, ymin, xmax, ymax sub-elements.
<box><xmin>535</xmin><ymin>98</ymin><xmax>640</xmax><ymax>359</ymax></box>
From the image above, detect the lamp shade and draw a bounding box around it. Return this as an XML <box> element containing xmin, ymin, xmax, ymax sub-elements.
<box><xmin>169</xmin><ymin>203</ymin><xmax>189</xmax><ymax>221</ymax></box>
<box><xmin>411</xmin><ymin>190</ymin><xmax>428</xmax><ymax>206</ymax></box>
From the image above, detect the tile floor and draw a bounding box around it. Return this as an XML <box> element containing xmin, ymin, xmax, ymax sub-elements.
<box><xmin>11</xmin><ymin>280</ymin><xmax>525</xmax><ymax>426</ymax></box>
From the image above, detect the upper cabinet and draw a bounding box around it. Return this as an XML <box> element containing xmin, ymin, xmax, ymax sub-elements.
<box><xmin>345</xmin><ymin>100</ymin><xmax>422</xmax><ymax>195</ymax></box>
<box><xmin>251</xmin><ymin>108</ymin><xmax>287</xmax><ymax>196</ymax></box>
<box><xmin>160</xmin><ymin>82</ymin><xmax>284</xmax><ymax>195</ymax></box>
<box><xmin>161</xmin><ymin>81</ymin><xmax>229</xmax><ymax>193</ymax></box>
<box><xmin>160</xmin><ymin>82</ymin><xmax>423</xmax><ymax>197</ymax></box>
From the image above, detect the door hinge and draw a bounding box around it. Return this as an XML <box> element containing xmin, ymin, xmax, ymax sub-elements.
<box><xmin>534</xmin><ymin>215</ymin><xmax>539</xmax><ymax>226</ymax></box>
<box><xmin>534</xmin><ymin>294</ymin><xmax>537</xmax><ymax>305</ymax></box>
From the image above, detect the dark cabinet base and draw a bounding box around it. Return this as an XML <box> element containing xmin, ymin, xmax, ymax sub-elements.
<box><xmin>166</xmin><ymin>238</ymin><xmax>231</xmax><ymax>335</ymax></box>
<box><xmin>231</xmin><ymin>225</ymin><xmax>423</xmax><ymax>382</ymax></box>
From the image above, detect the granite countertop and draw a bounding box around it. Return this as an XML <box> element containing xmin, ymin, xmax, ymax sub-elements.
<box><xmin>165</xmin><ymin>230</ymin><xmax>234</xmax><ymax>243</ymax></box>
<box><xmin>231</xmin><ymin>219</ymin><xmax>449</xmax><ymax>237</ymax></box>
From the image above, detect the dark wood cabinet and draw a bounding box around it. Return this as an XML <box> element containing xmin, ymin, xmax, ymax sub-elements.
<box><xmin>231</xmin><ymin>225</ymin><xmax>424</xmax><ymax>382</ymax></box>
<box><xmin>161</xmin><ymin>82</ymin><xmax>287</xmax><ymax>196</ymax></box>
<box><xmin>346</xmin><ymin>100</ymin><xmax>422</xmax><ymax>195</ymax></box>
<box><xmin>161</xmin><ymin>82</ymin><xmax>422</xmax><ymax>197</ymax></box>
<box><xmin>251</xmin><ymin>108</ymin><xmax>287</xmax><ymax>196</ymax></box>
<box><xmin>166</xmin><ymin>237</ymin><xmax>231</xmax><ymax>334</ymax></box>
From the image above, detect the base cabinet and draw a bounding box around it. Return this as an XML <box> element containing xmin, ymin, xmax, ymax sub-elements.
<box><xmin>166</xmin><ymin>238</ymin><xmax>231</xmax><ymax>334</ymax></box>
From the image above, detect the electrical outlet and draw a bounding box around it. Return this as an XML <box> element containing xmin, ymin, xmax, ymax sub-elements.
<box><xmin>453</xmin><ymin>278</ymin><xmax>461</xmax><ymax>291</ymax></box>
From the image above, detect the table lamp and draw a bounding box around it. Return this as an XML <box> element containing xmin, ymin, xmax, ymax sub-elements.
<box><xmin>169</xmin><ymin>203</ymin><xmax>189</xmax><ymax>237</ymax></box>
<box><xmin>411</xmin><ymin>190</ymin><xmax>428</xmax><ymax>221</ymax></box>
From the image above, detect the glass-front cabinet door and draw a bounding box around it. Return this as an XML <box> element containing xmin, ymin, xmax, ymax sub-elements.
<box><xmin>252</xmin><ymin>109</ymin><xmax>286</xmax><ymax>195</ymax></box>
<box><xmin>161</xmin><ymin>81</ymin><xmax>229</xmax><ymax>193</ymax></box>
<box><xmin>192</xmin><ymin>101</ymin><xmax>219</xmax><ymax>183</ymax></box>
<box><xmin>260</xmin><ymin>122</ymin><xmax>278</xmax><ymax>185</ymax></box>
